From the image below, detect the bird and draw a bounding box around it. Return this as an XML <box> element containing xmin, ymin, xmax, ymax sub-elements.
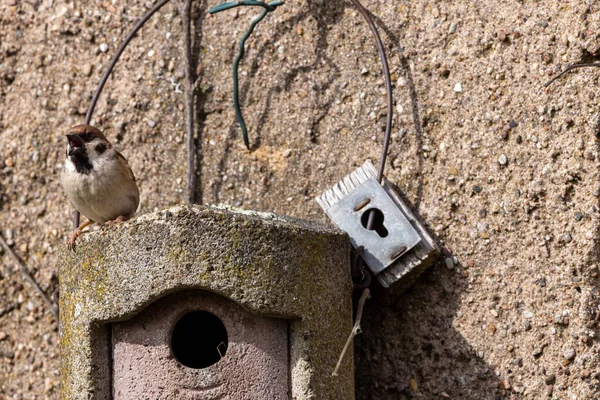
<box><xmin>60</xmin><ymin>124</ymin><xmax>139</xmax><ymax>248</ymax></box>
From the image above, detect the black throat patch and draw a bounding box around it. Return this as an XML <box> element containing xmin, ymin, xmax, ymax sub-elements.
<box><xmin>71</xmin><ymin>151</ymin><xmax>93</xmax><ymax>174</ymax></box>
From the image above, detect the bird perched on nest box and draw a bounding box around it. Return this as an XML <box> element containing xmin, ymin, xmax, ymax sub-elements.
<box><xmin>60</xmin><ymin>124</ymin><xmax>139</xmax><ymax>248</ymax></box>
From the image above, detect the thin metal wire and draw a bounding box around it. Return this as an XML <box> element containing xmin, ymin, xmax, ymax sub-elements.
<box><xmin>73</xmin><ymin>0</ymin><xmax>172</xmax><ymax>229</ymax></box>
<box><xmin>0</xmin><ymin>234</ymin><xmax>59</xmax><ymax>319</ymax></box>
<box><xmin>177</xmin><ymin>0</ymin><xmax>196</xmax><ymax>204</ymax></box>
<box><xmin>209</xmin><ymin>0</ymin><xmax>284</xmax><ymax>149</ymax></box>
<box><xmin>349</xmin><ymin>0</ymin><xmax>393</xmax><ymax>184</ymax></box>
<box><xmin>349</xmin><ymin>0</ymin><xmax>394</xmax><ymax>237</ymax></box>
<box><xmin>210</xmin><ymin>0</ymin><xmax>281</xmax><ymax>13</ymax></box>
<box><xmin>544</xmin><ymin>62</ymin><xmax>600</xmax><ymax>88</ymax></box>
<box><xmin>85</xmin><ymin>0</ymin><xmax>172</xmax><ymax>125</ymax></box>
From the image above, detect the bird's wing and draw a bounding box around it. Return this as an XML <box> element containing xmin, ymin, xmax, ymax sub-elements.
<box><xmin>115</xmin><ymin>150</ymin><xmax>136</xmax><ymax>183</ymax></box>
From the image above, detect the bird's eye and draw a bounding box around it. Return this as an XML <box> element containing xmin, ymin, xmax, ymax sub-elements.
<box><xmin>81</xmin><ymin>133</ymin><xmax>96</xmax><ymax>142</ymax></box>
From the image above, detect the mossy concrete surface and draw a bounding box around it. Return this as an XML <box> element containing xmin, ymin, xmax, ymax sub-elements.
<box><xmin>58</xmin><ymin>205</ymin><xmax>353</xmax><ymax>399</ymax></box>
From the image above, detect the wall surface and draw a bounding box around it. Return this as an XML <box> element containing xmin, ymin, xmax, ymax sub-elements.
<box><xmin>1</xmin><ymin>0</ymin><xmax>600</xmax><ymax>399</ymax></box>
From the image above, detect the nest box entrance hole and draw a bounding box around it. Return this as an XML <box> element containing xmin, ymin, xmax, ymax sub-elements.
<box><xmin>171</xmin><ymin>310</ymin><xmax>229</xmax><ymax>369</ymax></box>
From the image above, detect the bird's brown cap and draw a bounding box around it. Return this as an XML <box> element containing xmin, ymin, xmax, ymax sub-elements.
<box><xmin>68</xmin><ymin>124</ymin><xmax>110</xmax><ymax>143</ymax></box>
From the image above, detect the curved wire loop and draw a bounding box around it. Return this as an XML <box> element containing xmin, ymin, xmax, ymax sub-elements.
<box><xmin>347</xmin><ymin>0</ymin><xmax>394</xmax><ymax>244</ymax></box>
<box><xmin>85</xmin><ymin>0</ymin><xmax>172</xmax><ymax>125</ymax></box>
<box><xmin>544</xmin><ymin>62</ymin><xmax>600</xmax><ymax>88</ymax></box>
<box><xmin>74</xmin><ymin>0</ymin><xmax>172</xmax><ymax>229</ymax></box>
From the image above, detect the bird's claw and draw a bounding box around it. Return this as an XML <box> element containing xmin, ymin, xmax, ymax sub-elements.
<box><xmin>104</xmin><ymin>215</ymin><xmax>126</xmax><ymax>227</ymax></box>
<box><xmin>67</xmin><ymin>229</ymin><xmax>82</xmax><ymax>251</ymax></box>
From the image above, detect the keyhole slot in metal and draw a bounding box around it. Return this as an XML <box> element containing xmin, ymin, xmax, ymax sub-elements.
<box><xmin>360</xmin><ymin>208</ymin><xmax>389</xmax><ymax>238</ymax></box>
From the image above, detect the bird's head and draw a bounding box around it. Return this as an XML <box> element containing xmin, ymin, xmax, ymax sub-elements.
<box><xmin>65</xmin><ymin>124</ymin><xmax>111</xmax><ymax>162</ymax></box>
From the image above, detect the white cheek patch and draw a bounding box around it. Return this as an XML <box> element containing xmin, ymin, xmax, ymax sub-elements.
<box><xmin>92</xmin><ymin>149</ymin><xmax>116</xmax><ymax>174</ymax></box>
<box><xmin>65</xmin><ymin>158</ymin><xmax>77</xmax><ymax>173</ymax></box>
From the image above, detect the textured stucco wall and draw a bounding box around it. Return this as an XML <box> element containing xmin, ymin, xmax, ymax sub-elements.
<box><xmin>2</xmin><ymin>1</ymin><xmax>600</xmax><ymax>398</ymax></box>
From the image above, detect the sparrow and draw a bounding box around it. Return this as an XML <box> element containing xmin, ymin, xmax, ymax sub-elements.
<box><xmin>60</xmin><ymin>124</ymin><xmax>139</xmax><ymax>248</ymax></box>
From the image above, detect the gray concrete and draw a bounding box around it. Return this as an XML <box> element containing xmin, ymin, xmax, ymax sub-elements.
<box><xmin>59</xmin><ymin>205</ymin><xmax>354</xmax><ymax>399</ymax></box>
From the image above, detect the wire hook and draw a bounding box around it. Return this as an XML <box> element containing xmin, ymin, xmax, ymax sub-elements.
<box><xmin>209</xmin><ymin>0</ymin><xmax>284</xmax><ymax>149</ymax></box>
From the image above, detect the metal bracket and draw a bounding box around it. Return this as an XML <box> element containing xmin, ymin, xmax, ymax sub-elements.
<box><xmin>325</xmin><ymin>179</ymin><xmax>421</xmax><ymax>274</ymax></box>
<box><xmin>317</xmin><ymin>161</ymin><xmax>440</xmax><ymax>289</ymax></box>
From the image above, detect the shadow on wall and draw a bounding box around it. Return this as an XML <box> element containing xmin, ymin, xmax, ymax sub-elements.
<box><xmin>359</xmin><ymin>6</ymin><xmax>501</xmax><ymax>400</ymax></box>
<box><xmin>355</xmin><ymin>184</ymin><xmax>501</xmax><ymax>399</ymax></box>
<box><xmin>204</xmin><ymin>1</ymin><xmax>345</xmax><ymax>203</ymax></box>
<box><xmin>188</xmin><ymin>1</ymin><xmax>502</xmax><ymax>398</ymax></box>
<box><xmin>356</xmin><ymin>267</ymin><xmax>502</xmax><ymax>400</ymax></box>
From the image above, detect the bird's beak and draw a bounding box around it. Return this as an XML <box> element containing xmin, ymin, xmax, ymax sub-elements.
<box><xmin>66</xmin><ymin>134</ymin><xmax>84</xmax><ymax>156</ymax></box>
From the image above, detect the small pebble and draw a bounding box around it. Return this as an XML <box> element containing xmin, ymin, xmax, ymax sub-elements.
<box><xmin>445</xmin><ymin>257</ymin><xmax>455</xmax><ymax>269</ymax></box>
<box><xmin>563</xmin><ymin>348</ymin><xmax>576</xmax><ymax>360</ymax></box>
<box><xmin>282</xmin><ymin>149</ymin><xmax>292</xmax><ymax>158</ymax></box>
<box><xmin>516</xmin><ymin>135</ymin><xmax>523</xmax><ymax>144</ymax></box>
<box><xmin>449</xmin><ymin>23</ymin><xmax>457</xmax><ymax>34</ymax></box>
<box><xmin>581</xmin><ymin>369</ymin><xmax>591</xmax><ymax>378</ymax></box>
<box><xmin>0</xmin><ymin>331</ymin><xmax>6</xmax><ymax>341</ymax></box>
<box><xmin>453</xmin><ymin>82</ymin><xmax>462</xmax><ymax>93</ymax></box>
<box><xmin>409</xmin><ymin>379</ymin><xmax>418</xmax><ymax>391</ymax></box>
<box><xmin>524</xmin><ymin>311</ymin><xmax>533</xmax><ymax>319</ymax></box>
<box><xmin>498</xmin><ymin>154</ymin><xmax>508</xmax><ymax>165</ymax></box>
<box><xmin>99</xmin><ymin>43</ymin><xmax>109</xmax><ymax>53</ymax></box>
<box><xmin>396</xmin><ymin>383</ymin><xmax>408</xmax><ymax>393</ymax></box>
<box><xmin>545</xmin><ymin>374</ymin><xmax>556</xmax><ymax>385</ymax></box>
<box><xmin>496</xmin><ymin>27</ymin><xmax>507</xmax><ymax>42</ymax></box>
<box><xmin>82</xmin><ymin>64</ymin><xmax>93</xmax><ymax>77</ymax></box>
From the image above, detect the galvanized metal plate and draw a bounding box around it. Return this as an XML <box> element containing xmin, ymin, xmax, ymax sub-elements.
<box><xmin>325</xmin><ymin>179</ymin><xmax>421</xmax><ymax>274</ymax></box>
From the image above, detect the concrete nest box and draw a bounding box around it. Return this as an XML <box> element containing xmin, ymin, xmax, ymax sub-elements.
<box><xmin>59</xmin><ymin>205</ymin><xmax>354</xmax><ymax>399</ymax></box>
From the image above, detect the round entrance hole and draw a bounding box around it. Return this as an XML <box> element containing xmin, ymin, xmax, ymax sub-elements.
<box><xmin>171</xmin><ymin>310</ymin><xmax>228</xmax><ymax>369</ymax></box>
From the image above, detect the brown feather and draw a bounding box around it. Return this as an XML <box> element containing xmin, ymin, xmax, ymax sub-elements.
<box><xmin>115</xmin><ymin>150</ymin><xmax>136</xmax><ymax>182</ymax></box>
<box><xmin>68</xmin><ymin>124</ymin><xmax>110</xmax><ymax>144</ymax></box>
